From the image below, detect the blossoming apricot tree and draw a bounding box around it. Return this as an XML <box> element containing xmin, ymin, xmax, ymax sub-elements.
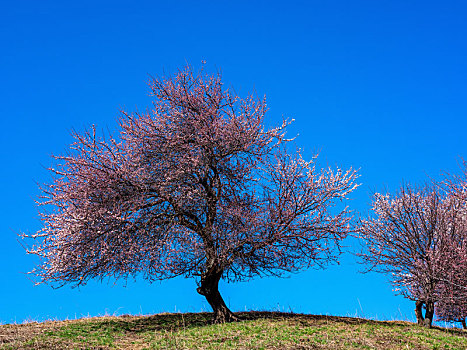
<box><xmin>358</xmin><ymin>184</ymin><xmax>467</xmax><ymax>328</ymax></box>
<box><xmin>25</xmin><ymin>66</ymin><xmax>359</xmax><ymax>323</ymax></box>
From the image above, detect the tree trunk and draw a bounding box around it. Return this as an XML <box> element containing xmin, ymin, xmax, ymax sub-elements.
<box><xmin>423</xmin><ymin>301</ymin><xmax>434</xmax><ymax>328</ymax></box>
<box><xmin>462</xmin><ymin>318</ymin><xmax>466</xmax><ymax>330</ymax></box>
<box><xmin>415</xmin><ymin>300</ymin><xmax>425</xmax><ymax>326</ymax></box>
<box><xmin>414</xmin><ymin>300</ymin><xmax>434</xmax><ymax>328</ymax></box>
<box><xmin>197</xmin><ymin>268</ymin><xmax>238</xmax><ymax>323</ymax></box>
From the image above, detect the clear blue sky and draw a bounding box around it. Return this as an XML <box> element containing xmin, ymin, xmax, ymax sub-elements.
<box><xmin>1</xmin><ymin>0</ymin><xmax>466</xmax><ymax>325</ymax></box>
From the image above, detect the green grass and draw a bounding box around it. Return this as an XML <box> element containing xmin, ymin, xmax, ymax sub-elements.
<box><xmin>1</xmin><ymin>311</ymin><xmax>466</xmax><ymax>349</ymax></box>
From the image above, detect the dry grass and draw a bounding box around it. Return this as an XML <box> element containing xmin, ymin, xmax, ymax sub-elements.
<box><xmin>1</xmin><ymin>311</ymin><xmax>466</xmax><ymax>349</ymax></box>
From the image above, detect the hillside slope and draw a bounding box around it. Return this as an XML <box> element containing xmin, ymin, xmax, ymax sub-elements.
<box><xmin>1</xmin><ymin>311</ymin><xmax>466</xmax><ymax>349</ymax></box>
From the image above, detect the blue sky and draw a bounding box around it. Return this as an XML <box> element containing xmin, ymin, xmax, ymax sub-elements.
<box><xmin>1</xmin><ymin>0</ymin><xmax>466</xmax><ymax>325</ymax></box>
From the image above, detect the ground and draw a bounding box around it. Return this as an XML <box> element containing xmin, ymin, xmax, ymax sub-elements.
<box><xmin>1</xmin><ymin>311</ymin><xmax>466</xmax><ymax>349</ymax></box>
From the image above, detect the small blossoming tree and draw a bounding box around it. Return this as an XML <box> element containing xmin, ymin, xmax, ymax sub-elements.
<box><xmin>358</xmin><ymin>184</ymin><xmax>467</xmax><ymax>328</ymax></box>
<box><xmin>25</xmin><ymin>66</ymin><xmax>358</xmax><ymax>323</ymax></box>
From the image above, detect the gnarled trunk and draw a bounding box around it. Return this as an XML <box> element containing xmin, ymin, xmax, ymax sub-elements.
<box><xmin>197</xmin><ymin>268</ymin><xmax>238</xmax><ymax>323</ymax></box>
<box><xmin>415</xmin><ymin>300</ymin><xmax>425</xmax><ymax>326</ymax></box>
<box><xmin>414</xmin><ymin>300</ymin><xmax>434</xmax><ymax>328</ymax></box>
<box><xmin>461</xmin><ymin>318</ymin><xmax>466</xmax><ymax>330</ymax></box>
<box><xmin>423</xmin><ymin>301</ymin><xmax>434</xmax><ymax>328</ymax></box>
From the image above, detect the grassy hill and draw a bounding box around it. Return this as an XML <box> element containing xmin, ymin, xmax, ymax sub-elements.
<box><xmin>1</xmin><ymin>311</ymin><xmax>466</xmax><ymax>349</ymax></box>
